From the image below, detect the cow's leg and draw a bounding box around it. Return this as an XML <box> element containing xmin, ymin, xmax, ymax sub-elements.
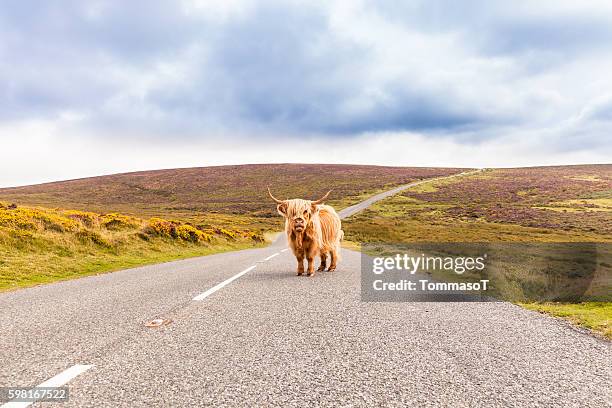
<box><xmin>317</xmin><ymin>252</ymin><xmax>327</xmax><ymax>272</ymax></box>
<box><xmin>306</xmin><ymin>254</ymin><xmax>316</xmax><ymax>276</ymax></box>
<box><xmin>328</xmin><ymin>249</ymin><xmax>337</xmax><ymax>272</ymax></box>
<box><xmin>296</xmin><ymin>254</ymin><xmax>305</xmax><ymax>276</ymax></box>
<box><xmin>305</xmin><ymin>246</ymin><xmax>317</xmax><ymax>277</ymax></box>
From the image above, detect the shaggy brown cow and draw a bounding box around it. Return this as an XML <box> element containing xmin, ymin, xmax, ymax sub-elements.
<box><xmin>268</xmin><ymin>188</ymin><xmax>343</xmax><ymax>276</ymax></box>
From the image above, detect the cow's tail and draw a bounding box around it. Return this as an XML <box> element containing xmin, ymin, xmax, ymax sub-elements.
<box><xmin>335</xmin><ymin>229</ymin><xmax>344</xmax><ymax>262</ymax></box>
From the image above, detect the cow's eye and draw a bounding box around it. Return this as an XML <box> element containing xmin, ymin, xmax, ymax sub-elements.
<box><xmin>303</xmin><ymin>210</ymin><xmax>309</xmax><ymax>216</ymax></box>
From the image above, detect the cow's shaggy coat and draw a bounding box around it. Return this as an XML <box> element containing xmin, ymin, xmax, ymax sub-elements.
<box><xmin>269</xmin><ymin>189</ymin><xmax>343</xmax><ymax>276</ymax></box>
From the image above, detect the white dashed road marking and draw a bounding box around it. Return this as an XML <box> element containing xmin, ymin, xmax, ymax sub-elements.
<box><xmin>1</xmin><ymin>364</ymin><xmax>93</xmax><ymax>408</ymax></box>
<box><xmin>193</xmin><ymin>265</ymin><xmax>257</xmax><ymax>301</ymax></box>
<box><xmin>264</xmin><ymin>253</ymin><xmax>280</xmax><ymax>261</ymax></box>
<box><xmin>194</xmin><ymin>251</ymin><xmax>282</xmax><ymax>302</ymax></box>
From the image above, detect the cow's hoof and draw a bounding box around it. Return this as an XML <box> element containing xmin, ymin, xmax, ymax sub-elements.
<box><xmin>317</xmin><ymin>265</ymin><xmax>326</xmax><ymax>272</ymax></box>
<box><xmin>327</xmin><ymin>266</ymin><xmax>336</xmax><ymax>272</ymax></box>
<box><xmin>307</xmin><ymin>272</ymin><xmax>315</xmax><ymax>277</ymax></box>
<box><xmin>297</xmin><ymin>271</ymin><xmax>304</xmax><ymax>276</ymax></box>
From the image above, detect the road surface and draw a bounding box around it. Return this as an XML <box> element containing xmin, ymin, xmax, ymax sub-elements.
<box><xmin>337</xmin><ymin>169</ymin><xmax>483</xmax><ymax>218</ymax></box>
<box><xmin>1</xmin><ymin>172</ymin><xmax>610</xmax><ymax>407</ymax></box>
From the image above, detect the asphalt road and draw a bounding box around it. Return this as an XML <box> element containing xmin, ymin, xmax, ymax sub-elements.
<box><xmin>337</xmin><ymin>169</ymin><xmax>483</xmax><ymax>218</ymax></box>
<box><xmin>1</xmin><ymin>173</ymin><xmax>610</xmax><ymax>407</ymax></box>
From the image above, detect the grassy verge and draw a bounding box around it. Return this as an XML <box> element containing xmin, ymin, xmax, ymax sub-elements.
<box><xmin>342</xmin><ymin>166</ymin><xmax>611</xmax><ymax>339</ymax></box>
<box><xmin>0</xmin><ymin>203</ymin><xmax>266</xmax><ymax>292</ymax></box>
<box><xmin>521</xmin><ymin>302</ymin><xmax>611</xmax><ymax>339</ymax></box>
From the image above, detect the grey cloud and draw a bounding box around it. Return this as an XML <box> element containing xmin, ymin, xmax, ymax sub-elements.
<box><xmin>374</xmin><ymin>1</ymin><xmax>612</xmax><ymax>53</ymax></box>
<box><xmin>0</xmin><ymin>0</ymin><xmax>611</xmax><ymax>148</ymax></box>
<box><xmin>143</xmin><ymin>3</ymin><xmax>495</xmax><ymax>136</ymax></box>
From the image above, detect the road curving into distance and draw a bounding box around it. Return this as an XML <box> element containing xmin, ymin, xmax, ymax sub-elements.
<box><xmin>1</xmin><ymin>169</ymin><xmax>609</xmax><ymax>407</ymax></box>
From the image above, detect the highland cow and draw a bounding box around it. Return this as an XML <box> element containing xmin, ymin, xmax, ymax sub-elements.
<box><xmin>268</xmin><ymin>187</ymin><xmax>343</xmax><ymax>276</ymax></box>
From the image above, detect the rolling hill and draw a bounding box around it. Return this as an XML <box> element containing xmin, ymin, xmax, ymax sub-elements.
<box><xmin>0</xmin><ymin>164</ymin><xmax>464</xmax><ymax>290</ymax></box>
<box><xmin>345</xmin><ymin>164</ymin><xmax>612</xmax><ymax>242</ymax></box>
<box><xmin>0</xmin><ymin>164</ymin><xmax>465</xmax><ymax>219</ymax></box>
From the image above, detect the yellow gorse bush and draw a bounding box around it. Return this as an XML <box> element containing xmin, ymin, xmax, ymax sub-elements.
<box><xmin>175</xmin><ymin>224</ymin><xmax>212</xmax><ymax>243</ymax></box>
<box><xmin>146</xmin><ymin>218</ymin><xmax>176</xmax><ymax>237</ymax></box>
<box><xmin>0</xmin><ymin>207</ymin><xmax>79</xmax><ymax>232</ymax></box>
<box><xmin>101</xmin><ymin>213</ymin><xmax>139</xmax><ymax>230</ymax></box>
<box><xmin>64</xmin><ymin>210</ymin><xmax>99</xmax><ymax>227</ymax></box>
<box><xmin>1</xmin><ymin>204</ymin><xmax>262</xmax><ymax>249</ymax></box>
<box><xmin>146</xmin><ymin>218</ymin><xmax>213</xmax><ymax>243</ymax></box>
<box><xmin>0</xmin><ymin>208</ymin><xmax>37</xmax><ymax>230</ymax></box>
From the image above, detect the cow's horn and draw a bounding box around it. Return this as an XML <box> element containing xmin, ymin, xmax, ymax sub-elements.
<box><xmin>312</xmin><ymin>190</ymin><xmax>332</xmax><ymax>204</ymax></box>
<box><xmin>268</xmin><ymin>187</ymin><xmax>284</xmax><ymax>204</ymax></box>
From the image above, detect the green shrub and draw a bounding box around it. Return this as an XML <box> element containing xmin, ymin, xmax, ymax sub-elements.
<box><xmin>136</xmin><ymin>232</ymin><xmax>150</xmax><ymax>241</ymax></box>
<box><xmin>75</xmin><ymin>229</ymin><xmax>112</xmax><ymax>248</ymax></box>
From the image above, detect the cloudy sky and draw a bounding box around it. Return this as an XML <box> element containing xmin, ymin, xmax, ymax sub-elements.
<box><xmin>1</xmin><ymin>0</ymin><xmax>611</xmax><ymax>187</ymax></box>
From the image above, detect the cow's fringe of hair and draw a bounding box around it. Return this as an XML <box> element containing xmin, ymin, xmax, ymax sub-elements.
<box><xmin>283</xmin><ymin>198</ymin><xmax>321</xmax><ymax>245</ymax></box>
<box><xmin>283</xmin><ymin>199</ymin><xmax>342</xmax><ymax>258</ymax></box>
